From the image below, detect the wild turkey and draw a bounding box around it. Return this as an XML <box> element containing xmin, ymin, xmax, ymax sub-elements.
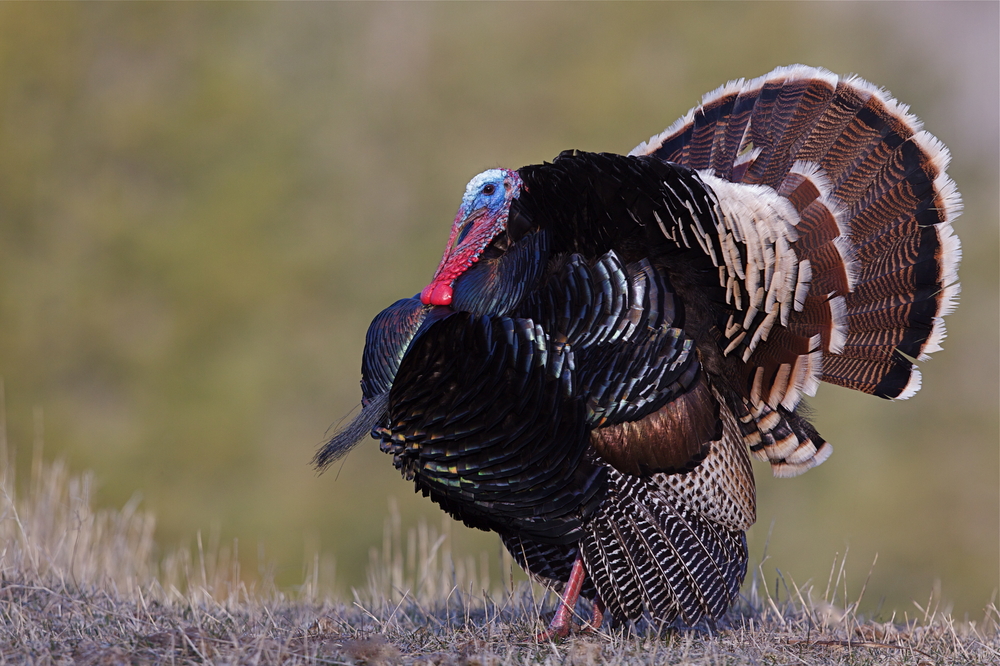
<box><xmin>316</xmin><ymin>65</ymin><xmax>961</xmax><ymax>635</ymax></box>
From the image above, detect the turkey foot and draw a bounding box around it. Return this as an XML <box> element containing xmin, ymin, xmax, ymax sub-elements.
<box><xmin>535</xmin><ymin>556</ymin><xmax>587</xmax><ymax>641</ymax></box>
<box><xmin>582</xmin><ymin>594</ymin><xmax>605</xmax><ymax>633</ymax></box>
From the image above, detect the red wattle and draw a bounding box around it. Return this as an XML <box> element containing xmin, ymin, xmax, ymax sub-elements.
<box><xmin>420</xmin><ymin>281</ymin><xmax>453</xmax><ymax>306</ymax></box>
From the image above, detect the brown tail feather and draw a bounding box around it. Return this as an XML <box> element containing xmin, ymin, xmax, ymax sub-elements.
<box><xmin>632</xmin><ymin>65</ymin><xmax>960</xmax><ymax>406</ymax></box>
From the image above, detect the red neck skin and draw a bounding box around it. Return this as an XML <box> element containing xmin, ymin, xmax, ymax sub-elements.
<box><xmin>420</xmin><ymin>208</ymin><xmax>504</xmax><ymax>306</ymax></box>
<box><xmin>420</xmin><ymin>169</ymin><xmax>520</xmax><ymax>306</ymax></box>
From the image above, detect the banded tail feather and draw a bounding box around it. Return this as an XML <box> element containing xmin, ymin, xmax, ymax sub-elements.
<box><xmin>633</xmin><ymin>64</ymin><xmax>961</xmax><ymax>406</ymax></box>
<box><xmin>505</xmin><ymin>389</ymin><xmax>754</xmax><ymax>628</ymax></box>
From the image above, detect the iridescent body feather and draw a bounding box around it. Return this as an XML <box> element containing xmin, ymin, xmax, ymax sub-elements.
<box><xmin>316</xmin><ymin>65</ymin><xmax>961</xmax><ymax>632</ymax></box>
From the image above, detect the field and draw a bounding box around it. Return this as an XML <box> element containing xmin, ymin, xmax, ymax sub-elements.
<box><xmin>0</xmin><ymin>4</ymin><xmax>996</xmax><ymax>663</ymax></box>
<box><xmin>0</xmin><ymin>2</ymin><xmax>995</xmax><ymax>614</ymax></box>
<box><xmin>2</xmin><ymin>451</ymin><xmax>997</xmax><ymax>665</ymax></box>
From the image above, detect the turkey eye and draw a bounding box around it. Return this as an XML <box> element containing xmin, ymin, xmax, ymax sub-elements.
<box><xmin>482</xmin><ymin>184</ymin><xmax>496</xmax><ymax>195</ymax></box>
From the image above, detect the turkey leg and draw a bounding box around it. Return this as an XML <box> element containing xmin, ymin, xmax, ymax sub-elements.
<box><xmin>536</xmin><ymin>556</ymin><xmax>587</xmax><ymax>640</ymax></box>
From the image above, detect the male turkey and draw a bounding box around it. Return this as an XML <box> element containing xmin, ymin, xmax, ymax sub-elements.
<box><xmin>316</xmin><ymin>65</ymin><xmax>961</xmax><ymax>635</ymax></box>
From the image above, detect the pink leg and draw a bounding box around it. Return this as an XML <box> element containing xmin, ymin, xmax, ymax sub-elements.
<box><xmin>536</xmin><ymin>556</ymin><xmax>586</xmax><ymax>641</ymax></box>
<box><xmin>586</xmin><ymin>593</ymin><xmax>605</xmax><ymax>632</ymax></box>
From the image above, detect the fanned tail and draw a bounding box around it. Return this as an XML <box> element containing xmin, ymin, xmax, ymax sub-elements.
<box><xmin>632</xmin><ymin>65</ymin><xmax>960</xmax><ymax>478</ymax></box>
<box><xmin>633</xmin><ymin>64</ymin><xmax>961</xmax><ymax>404</ymax></box>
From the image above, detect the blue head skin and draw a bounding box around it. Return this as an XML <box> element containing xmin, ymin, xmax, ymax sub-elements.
<box><xmin>420</xmin><ymin>169</ymin><xmax>522</xmax><ymax>306</ymax></box>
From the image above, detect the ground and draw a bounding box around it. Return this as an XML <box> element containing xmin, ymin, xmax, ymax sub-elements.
<box><xmin>1</xmin><ymin>456</ymin><xmax>996</xmax><ymax>665</ymax></box>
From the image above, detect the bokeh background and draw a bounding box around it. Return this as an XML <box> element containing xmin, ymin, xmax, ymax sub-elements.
<box><xmin>0</xmin><ymin>2</ymin><xmax>996</xmax><ymax>617</ymax></box>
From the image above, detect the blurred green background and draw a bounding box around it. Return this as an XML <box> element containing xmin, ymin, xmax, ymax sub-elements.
<box><xmin>0</xmin><ymin>2</ymin><xmax>996</xmax><ymax>617</ymax></box>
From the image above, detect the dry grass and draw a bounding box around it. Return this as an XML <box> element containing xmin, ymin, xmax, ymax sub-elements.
<box><xmin>1</xmin><ymin>450</ymin><xmax>997</xmax><ymax>665</ymax></box>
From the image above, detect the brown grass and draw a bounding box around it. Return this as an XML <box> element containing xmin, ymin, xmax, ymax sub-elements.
<box><xmin>1</xmin><ymin>450</ymin><xmax>997</xmax><ymax>665</ymax></box>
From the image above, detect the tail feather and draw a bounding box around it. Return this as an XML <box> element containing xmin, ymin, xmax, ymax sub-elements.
<box><xmin>821</xmin><ymin>355</ymin><xmax>923</xmax><ymax>399</ymax></box>
<box><xmin>584</xmin><ymin>511</ymin><xmax>647</xmax><ymax>619</ymax></box>
<box><xmin>580</xmin><ymin>469</ymin><xmax>746</xmax><ymax>626</ymax></box>
<box><xmin>508</xmin><ymin>398</ymin><xmax>754</xmax><ymax>628</ymax></box>
<box><xmin>576</xmin><ymin>398</ymin><xmax>753</xmax><ymax>626</ymax></box>
<box><xmin>749</xmin><ymin>77</ymin><xmax>841</xmax><ymax>187</ymax></box>
<box><xmin>633</xmin><ymin>64</ymin><xmax>960</xmax><ymax>407</ymax></box>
